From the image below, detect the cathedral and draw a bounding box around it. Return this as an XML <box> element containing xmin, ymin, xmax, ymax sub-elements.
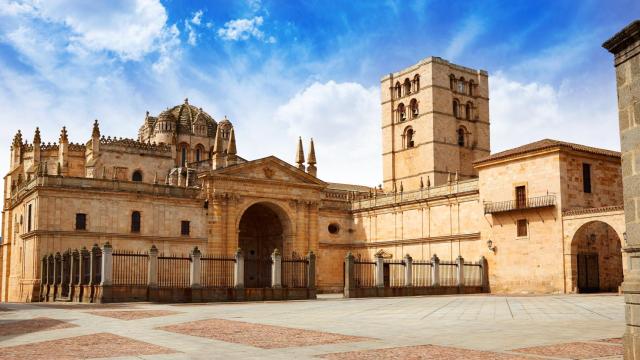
<box><xmin>1</xmin><ymin>57</ymin><xmax>627</xmax><ymax>302</ymax></box>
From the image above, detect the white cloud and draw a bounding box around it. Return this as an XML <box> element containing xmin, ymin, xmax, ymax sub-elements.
<box><xmin>191</xmin><ymin>10</ymin><xmax>203</xmax><ymax>25</ymax></box>
<box><xmin>274</xmin><ymin>81</ymin><xmax>381</xmax><ymax>185</ymax></box>
<box><xmin>185</xmin><ymin>10</ymin><xmax>205</xmax><ymax>46</ymax></box>
<box><xmin>445</xmin><ymin>16</ymin><xmax>484</xmax><ymax>60</ymax></box>
<box><xmin>218</xmin><ymin>16</ymin><xmax>273</xmax><ymax>42</ymax></box>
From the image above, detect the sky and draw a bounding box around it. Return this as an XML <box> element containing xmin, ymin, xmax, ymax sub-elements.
<box><xmin>0</xmin><ymin>0</ymin><xmax>637</xmax><ymax>187</ymax></box>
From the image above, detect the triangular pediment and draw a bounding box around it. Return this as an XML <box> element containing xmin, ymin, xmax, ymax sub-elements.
<box><xmin>211</xmin><ymin>156</ymin><xmax>327</xmax><ymax>187</ymax></box>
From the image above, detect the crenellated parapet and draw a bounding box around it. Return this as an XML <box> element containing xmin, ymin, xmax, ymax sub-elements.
<box><xmin>99</xmin><ymin>136</ymin><xmax>172</xmax><ymax>156</ymax></box>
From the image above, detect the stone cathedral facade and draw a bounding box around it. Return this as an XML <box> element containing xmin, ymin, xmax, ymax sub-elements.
<box><xmin>1</xmin><ymin>57</ymin><xmax>628</xmax><ymax>302</ymax></box>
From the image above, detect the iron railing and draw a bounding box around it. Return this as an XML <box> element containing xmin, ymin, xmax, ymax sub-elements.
<box><xmin>439</xmin><ymin>262</ymin><xmax>458</xmax><ymax>286</ymax></box>
<box><xmin>464</xmin><ymin>263</ymin><xmax>482</xmax><ymax>286</ymax></box>
<box><xmin>157</xmin><ymin>254</ymin><xmax>190</xmax><ymax>288</ymax></box>
<box><xmin>384</xmin><ymin>259</ymin><xmax>405</xmax><ymax>287</ymax></box>
<box><xmin>412</xmin><ymin>260</ymin><xmax>432</xmax><ymax>287</ymax></box>
<box><xmin>353</xmin><ymin>259</ymin><xmax>376</xmax><ymax>288</ymax></box>
<box><xmin>112</xmin><ymin>250</ymin><xmax>148</xmax><ymax>285</ymax></box>
<box><xmin>201</xmin><ymin>255</ymin><xmax>235</xmax><ymax>287</ymax></box>
<box><xmin>483</xmin><ymin>194</ymin><xmax>555</xmax><ymax>214</ymax></box>
<box><xmin>282</xmin><ymin>255</ymin><xmax>308</xmax><ymax>288</ymax></box>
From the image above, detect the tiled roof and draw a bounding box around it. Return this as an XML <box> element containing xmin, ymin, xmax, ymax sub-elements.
<box><xmin>474</xmin><ymin>139</ymin><xmax>620</xmax><ymax>165</ymax></box>
<box><xmin>327</xmin><ymin>182</ymin><xmax>372</xmax><ymax>192</ymax></box>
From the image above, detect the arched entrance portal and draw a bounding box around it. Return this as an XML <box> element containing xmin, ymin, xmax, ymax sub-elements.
<box><xmin>238</xmin><ymin>202</ymin><xmax>289</xmax><ymax>288</ymax></box>
<box><xmin>570</xmin><ymin>221</ymin><xmax>623</xmax><ymax>293</ymax></box>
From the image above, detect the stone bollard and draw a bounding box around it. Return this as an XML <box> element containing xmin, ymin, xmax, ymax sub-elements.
<box><xmin>307</xmin><ymin>251</ymin><xmax>316</xmax><ymax>289</ymax></box>
<box><xmin>431</xmin><ymin>254</ymin><xmax>440</xmax><ymax>287</ymax></box>
<box><xmin>100</xmin><ymin>242</ymin><xmax>113</xmax><ymax>286</ymax></box>
<box><xmin>344</xmin><ymin>252</ymin><xmax>355</xmax><ymax>297</ymax></box>
<box><xmin>234</xmin><ymin>248</ymin><xmax>244</xmax><ymax>289</ymax></box>
<box><xmin>479</xmin><ymin>256</ymin><xmax>489</xmax><ymax>292</ymax></box>
<box><xmin>271</xmin><ymin>248</ymin><xmax>282</xmax><ymax>289</ymax></box>
<box><xmin>190</xmin><ymin>246</ymin><xmax>201</xmax><ymax>288</ymax></box>
<box><xmin>375</xmin><ymin>253</ymin><xmax>385</xmax><ymax>288</ymax></box>
<box><xmin>456</xmin><ymin>255</ymin><xmax>465</xmax><ymax>290</ymax></box>
<box><xmin>148</xmin><ymin>245</ymin><xmax>158</xmax><ymax>287</ymax></box>
<box><xmin>404</xmin><ymin>254</ymin><xmax>413</xmax><ymax>287</ymax></box>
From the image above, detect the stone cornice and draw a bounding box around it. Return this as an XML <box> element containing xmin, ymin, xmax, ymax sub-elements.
<box><xmin>319</xmin><ymin>232</ymin><xmax>481</xmax><ymax>249</ymax></box>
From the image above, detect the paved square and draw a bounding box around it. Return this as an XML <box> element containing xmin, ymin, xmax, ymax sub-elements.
<box><xmin>0</xmin><ymin>294</ymin><xmax>626</xmax><ymax>359</ymax></box>
<box><xmin>0</xmin><ymin>317</ymin><xmax>76</xmax><ymax>337</ymax></box>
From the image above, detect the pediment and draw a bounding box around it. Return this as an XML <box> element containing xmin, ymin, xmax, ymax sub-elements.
<box><xmin>211</xmin><ymin>156</ymin><xmax>327</xmax><ymax>187</ymax></box>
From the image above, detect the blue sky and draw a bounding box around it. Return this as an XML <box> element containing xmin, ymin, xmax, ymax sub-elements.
<box><xmin>0</xmin><ymin>0</ymin><xmax>637</xmax><ymax>185</ymax></box>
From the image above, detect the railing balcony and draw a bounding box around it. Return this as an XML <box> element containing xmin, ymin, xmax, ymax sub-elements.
<box><xmin>483</xmin><ymin>195</ymin><xmax>556</xmax><ymax>214</ymax></box>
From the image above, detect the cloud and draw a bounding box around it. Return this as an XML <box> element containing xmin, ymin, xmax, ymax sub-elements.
<box><xmin>185</xmin><ymin>10</ymin><xmax>204</xmax><ymax>46</ymax></box>
<box><xmin>274</xmin><ymin>81</ymin><xmax>381</xmax><ymax>185</ymax></box>
<box><xmin>191</xmin><ymin>10</ymin><xmax>203</xmax><ymax>25</ymax></box>
<box><xmin>217</xmin><ymin>16</ymin><xmax>274</xmax><ymax>43</ymax></box>
<box><xmin>444</xmin><ymin>16</ymin><xmax>484</xmax><ymax>60</ymax></box>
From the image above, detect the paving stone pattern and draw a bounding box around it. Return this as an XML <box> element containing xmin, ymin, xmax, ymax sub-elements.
<box><xmin>0</xmin><ymin>294</ymin><xmax>627</xmax><ymax>359</ymax></box>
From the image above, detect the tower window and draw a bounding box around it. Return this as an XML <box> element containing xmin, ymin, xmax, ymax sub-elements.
<box><xmin>410</xmin><ymin>99</ymin><xmax>418</xmax><ymax>118</ymax></box>
<box><xmin>583</xmin><ymin>163</ymin><xmax>592</xmax><ymax>193</ymax></box>
<box><xmin>395</xmin><ymin>82</ymin><xmax>401</xmax><ymax>98</ymax></box>
<box><xmin>457</xmin><ymin>128</ymin><xmax>465</xmax><ymax>147</ymax></box>
<box><xmin>458</xmin><ymin>77</ymin><xmax>465</xmax><ymax>93</ymax></box>
<box><xmin>131</xmin><ymin>211</ymin><xmax>141</xmax><ymax>233</ymax></box>
<box><xmin>465</xmin><ymin>102</ymin><xmax>472</xmax><ymax>120</ymax></box>
<box><xmin>196</xmin><ymin>147</ymin><xmax>201</xmax><ymax>162</ymax></box>
<box><xmin>181</xmin><ymin>220</ymin><xmax>190</xmax><ymax>236</ymax></box>
<box><xmin>413</xmin><ymin>74</ymin><xmax>420</xmax><ymax>92</ymax></box>
<box><xmin>452</xmin><ymin>100</ymin><xmax>459</xmax><ymax>118</ymax></box>
<box><xmin>27</xmin><ymin>204</ymin><xmax>32</xmax><ymax>232</ymax></box>
<box><xmin>405</xmin><ymin>127</ymin><xmax>415</xmax><ymax>148</ymax></box>
<box><xmin>181</xmin><ymin>146</ymin><xmax>187</xmax><ymax>166</ymax></box>
<box><xmin>132</xmin><ymin>170</ymin><xmax>143</xmax><ymax>182</ymax></box>
<box><xmin>449</xmin><ymin>74</ymin><xmax>456</xmax><ymax>90</ymax></box>
<box><xmin>403</xmin><ymin>78</ymin><xmax>411</xmax><ymax>96</ymax></box>
<box><xmin>398</xmin><ymin>103</ymin><xmax>406</xmax><ymax>122</ymax></box>
<box><xmin>468</xmin><ymin>80</ymin><xmax>474</xmax><ymax>96</ymax></box>
<box><xmin>75</xmin><ymin>213</ymin><xmax>86</xmax><ymax>230</ymax></box>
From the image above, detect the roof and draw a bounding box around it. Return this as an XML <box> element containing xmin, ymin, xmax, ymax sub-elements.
<box><xmin>474</xmin><ymin>139</ymin><xmax>621</xmax><ymax>166</ymax></box>
<box><xmin>327</xmin><ymin>182</ymin><xmax>372</xmax><ymax>192</ymax></box>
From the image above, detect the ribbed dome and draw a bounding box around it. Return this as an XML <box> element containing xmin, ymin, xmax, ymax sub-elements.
<box><xmin>156</xmin><ymin>99</ymin><xmax>217</xmax><ymax>137</ymax></box>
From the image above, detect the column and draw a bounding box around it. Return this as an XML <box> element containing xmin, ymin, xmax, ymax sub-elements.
<box><xmin>234</xmin><ymin>248</ymin><xmax>244</xmax><ymax>289</ymax></box>
<box><xmin>431</xmin><ymin>254</ymin><xmax>440</xmax><ymax>287</ymax></box>
<box><xmin>271</xmin><ymin>248</ymin><xmax>282</xmax><ymax>289</ymax></box>
<box><xmin>307</xmin><ymin>251</ymin><xmax>316</xmax><ymax>289</ymax></box>
<box><xmin>148</xmin><ymin>245</ymin><xmax>158</xmax><ymax>287</ymax></box>
<box><xmin>375</xmin><ymin>253</ymin><xmax>384</xmax><ymax>288</ymax></box>
<box><xmin>404</xmin><ymin>254</ymin><xmax>413</xmax><ymax>287</ymax></box>
<box><xmin>344</xmin><ymin>252</ymin><xmax>355</xmax><ymax>297</ymax></box>
<box><xmin>100</xmin><ymin>242</ymin><xmax>113</xmax><ymax>286</ymax></box>
<box><xmin>190</xmin><ymin>246</ymin><xmax>201</xmax><ymax>288</ymax></box>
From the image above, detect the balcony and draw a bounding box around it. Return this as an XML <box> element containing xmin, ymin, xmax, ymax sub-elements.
<box><xmin>483</xmin><ymin>195</ymin><xmax>556</xmax><ymax>214</ymax></box>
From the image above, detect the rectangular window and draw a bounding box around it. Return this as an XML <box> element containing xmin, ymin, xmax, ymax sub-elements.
<box><xmin>515</xmin><ymin>186</ymin><xmax>526</xmax><ymax>208</ymax></box>
<box><xmin>517</xmin><ymin>219</ymin><xmax>528</xmax><ymax>237</ymax></box>
<box><xmin>583</xmin><ymin>163</ymin><xmax>592</xmax><ymax>193</ymax></box>
<box><xmin>181</xmin><ymin>221</ymin><xmax>190</xmax><ymax>236</ymax></box>
<box><xmin>131</xmin><ymin>211</ymin><xmax>141</xmax><ymax>233</ymax></box>
<box><xmin>75</xmin><ymin>213</ymin><xmax>87</xmax><ymax>230</ymax></box>
<box><xmin>27</xmin><ymin>204</ymin><xmax>32</xmax><ymax>232</ymax></box>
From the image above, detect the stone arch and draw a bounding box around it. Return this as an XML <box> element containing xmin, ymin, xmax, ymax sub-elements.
<box><xmin>569</xmin><ymin>220</ymin><xmax>623</xmax><ymax>293</ymax></box>
<box><xmin>236</xmin><ymin>201</ymin><xmax>293</xmax><ymax>287</ymax></box>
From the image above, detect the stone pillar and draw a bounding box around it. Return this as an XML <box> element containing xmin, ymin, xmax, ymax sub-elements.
<box><xmin>190</xmin><ymin>246</ymin><xmax>201</xmax><ymax>288</ymax></box>
<box><xmin>40</xmin><ymin>256</ymin><xmax>47</xmax><ymax>301</ymax></box>
<box><xmin>431</xmin><ymin>254</ymin><xmax>440</xmax><ymax>287</ymax></box>
<box><xmin>404</xmin><ymin>254</ymin><xmax>413</xmax><ymax>287</ymax></box>
<box><xmin>89</xmin><ymin>244</ymin><xmax>99</xmax><ymax>285</ymax></box>
<box><xmin>603</xmin><ymin>20</ymin><xmax>640</xmax><ymax>359</ymax></box>
<box><xmin>234</xmin><ymin>248</ymin><xmax>244</xmax><ymax>289</ymax></box>
<box><xmin>456</xmin><ymin>255</ymin><xmax>465</xmax><ymax>289</ymax></box>
<box><xmin>375</xmin><ymin>253</ymin><xmax>385</xmax><ymax>288</ymax></box>
<box><xmin>79</xmin><ymin>247</ymin><xmax>89</xmax><ymax>285</ymax></box>
<box><xmin>344</xmin><ymin>252</ymin><xmax>355</xmax><ymax>297</ymax></box>
<box><xmin>148</xmin><ymin>245</ymin><xmax>158</xmax><ymax>287</ymax></box>
<box><xmin>54</xmin><ymin>252</ymin><xmax>61</xmax><ymax>286</ymax></box>
<box><xmin>307</xmin><ymin>251</ymin><xmax>316</xmax><ymax>289</ymax></box>
<box><xmin>100</xmin><ymin>242</ymin><xmax>113</xmax><ymax>286</ymax></box>
<box><xmin>479</xmin><ymin>256</ymin><xmax>489</xmax><ymax>292</ymax></box>
<box><xmin>271</xmin><ymin>248</ymin><xmax>282</xmax><ymax>289</ymax></box>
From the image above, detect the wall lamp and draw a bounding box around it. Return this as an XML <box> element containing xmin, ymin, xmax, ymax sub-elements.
<box><xmin>487</xmin><ymin>239</ymin><xmax>496</xmax><ymax>253</ymax></box>
<box><xmin>623</xmin><ymin>232</ymin><xmax>628</xmax><ymax>245</ymax></box>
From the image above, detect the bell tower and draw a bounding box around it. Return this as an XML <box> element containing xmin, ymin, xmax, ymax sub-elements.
<box><xmin>381</xmin><ymin>57</ymin><xmax>490</xmax><ymax>192</ymax></box>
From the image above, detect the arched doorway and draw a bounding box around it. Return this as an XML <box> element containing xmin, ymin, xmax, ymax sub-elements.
<box><xmin>238</xmin><ymin>202</ymin><xmax>289</xmax><ymax>288</ymax></box>
<box><xmin>570</xmin><ymin>221</ymin><xmax>623</xmax><ymax>293</ymax></box>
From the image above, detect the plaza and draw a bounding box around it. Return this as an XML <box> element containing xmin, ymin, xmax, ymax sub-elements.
<box><xmin>0</xmin><ymin>294</ymin><xmax>626</xmax><ymax>359</ymax></box>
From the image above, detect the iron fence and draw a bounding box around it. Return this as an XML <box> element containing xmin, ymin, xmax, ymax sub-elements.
<box><xmin>353</xmin><ymin>259</ymin><xmax>376</xmax><ymax>288</ymax></box>
<box><xmin>384</xmin><ymin>259</ymin><xmax>405</xmax><ymax>287</ymax></box>
<box><xmin>282</xmin><ymin>255</ymin><xmax>308</xmax><ymax>288</ymax></box>
<box><xmin>439</xmin><ymin>262</ymin><xmax>457</xmax><ymax>286</ymax></box>
<box><xmin>464</xmin><ymin>263</ymin><xmax>482</xmax><ymax>286</ymax></box>
<box><xmin>157</xmin><ymin>254</ymin><xmax>190</xmax><ymax>288</ymax></box>
<box><xmin>112</xmin><ymin>250</ymin><xmax>149</xmax><ymax>286</ymax></box>
<box><xmin>201</xmin><ymin>255</ymin><xmax>235</xmax><ymax>288</ymax></box>
<box><xmin>483</xmin><ymin>194</ymin><xmax>555</xmax><ymax>214</ymax></box>
<box><xmin>412</xmin><ymin>260</ymin><xmax>432</xmax><ymax>287</ymax></box>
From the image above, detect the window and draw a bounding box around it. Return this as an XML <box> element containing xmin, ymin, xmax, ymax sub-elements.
<box><xmin>131</xmin><ymin>211</ymin><xmax>141</xmax><ymax>233</ymax></box>
<box><xmin>515</xmin><ymin>186</ymin><xmax>527</xmax><ymax>208</ymax></box>
<box><xmin>395</xmin><ymin>82</ymin><xmax>401</xmax><ymax>98</ymax></box>
<box><xmin>517</xmin><ymin>219</ymin><xmax>528</xmax><ymax>237</ymax></box>
<box><xmin>196</xmin><ymin>148</ymin><xmax>201</xmax><ymax>162</ymax></box>
<box><xmin>405</xmin><ymin>127</ymin><xmax>415</xmax><ymax>148</ymax></box>
<box><xmin>583</xmin><ymin>163</ymin><xmax>592</xmax><ymax>193</ymax></box>
<box><xmin>27</xmin><ymin>204</ymin><xmax>32</xmax><ymax>232</ymax></box>
<box><xmin>403</xmin><ymin>78</ymin><xmax>411</xmax><ymax>96</ymax></box>
<box><xmin>132</xmin><ymin>170</ymin><xmax>143</xmax><ymax>182</ymax></box>
<box><xmin>414</xmin><ymin>75</ymin><xmax>420</xmax><ymax>92</ymax></box>
<box><xmin>452</xmin><ymin>100</ymin><xmax>459</xmax><ymax>118</ymax></box>
<box><xmin>457</xmin><ymin>77</ymin><xmax>465</xmax><ymax>93</ymax></box>
<box><xmin>75</xmin><ymin>213</ymin><xmax>86</xmax><ymax>230</ymax></box>
<box><xmin>465</xmin><ymin>102</ymin><xmax>472</xmax><ymax>120</ymax></box>
<box><xmin>398</xmin><ymin>103</ymin><xmax>406</xmax><ymax>122</ymax></box>
<box><xmin>328</xmin><ymin>223</ymin><xmax>340</xmax><ymax>234</ymax></box>
<box><xmin>457</xmin><ymin>128</ymin><xmax>465</xmax><ymax>147</ymax></box>
<box><xmin>410</xmin><ymin>99</ymin><xmax>418</xmax><ymax>118</ymax></box>
<box><xmin>449</xmin><ymin>75</ymin><xmax>456</xmax><ymax>90</ymax></box>
<box><xmin>181</xmin><ymin>220</ymin><xmax>190</xmax><ymax>236</ymax></box>
<box><xmin>181</xmin><ymin>146</ymin><xmax>187</xmax><ymax>166</ymax></box>
<box><xmin>468</xmin><ymin>80</ymin><xmax>474</xmax><ymax>96</ymax></box>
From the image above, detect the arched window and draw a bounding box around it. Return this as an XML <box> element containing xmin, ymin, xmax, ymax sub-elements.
<box><xmin>457</xmin><ymin>77</ymin><xmax>465</xmax><ymax>93</ymax></box>
<box><xmin>398</xmin><ymin>103</ymin><xmax>406</xmax><ymax>122</ymax></box>
<box><xmin>180</xmin><ymin>146</ymin><xmax>187</xmax><ymax>166</ymax></box>
<box><xmin>468</xmin><ymin>80</ymin><xmax>474</xmax><ymax>96</ymax></box>
<box><xmin>413</xmin><ymin>74</ymin><xmax>420</xmax><ymax>92</ymax></box>
<box><xmin>404</xmin><ymin>127</ymin><xmax>415</xmax><ymax>148</ymax></box>
<box><xmin>452</xmin><ymin>99</ymin><xmax>459</xmax><ymax>118</ymax></box>
<box><xmin>131</xmin><ymin>211</ymin><xmax>141</xmax><ymax>233</ymax></box>
<box><xmin>395</xmin><ymin>82</ymin><xmax>401</xmax><ymax>98</ymax></box>
<box><xmin>410</xmin><ymin>99</ymin><xmax>419</xmax><ymax>118</ymax></box>
<box><xmin>465</xmin><ymin>102</ymin><xmax>472</xmax><ymax>120</ymax></box>
<box><xmin>449</xmin><ymin>74</ymin><xmax>456</xmax><ymax>90</ymax></box>
<box><xmin>457</xmin><ymin>128</ymin><xmax>466</xmax><ymax>147</ymax></box>
<box><xmin>403</xmin><ymin>78</ymin><xmax>411</xmax><ymax>96</ymax></box>
<box><xmin>195</xmin><ymin>146</ymin><xmax>203</xmax><ymax>162</ymax></box>
<box><xmin>132</xmin><ymin>170</ymin><xmax>143</xmax><ymax>182</ymax></box>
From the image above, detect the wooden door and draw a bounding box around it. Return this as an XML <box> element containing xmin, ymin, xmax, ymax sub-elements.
<box><xmin>577</xmin><ymin>253</ymin><xmax>600</xmax><ymax>293</ymax></box>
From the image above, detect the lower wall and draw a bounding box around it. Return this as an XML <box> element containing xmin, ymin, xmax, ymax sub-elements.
<box><xmin>344</xmin><ymin>286</ymin><xmax>484</xmax><ymax>298</ymax></box>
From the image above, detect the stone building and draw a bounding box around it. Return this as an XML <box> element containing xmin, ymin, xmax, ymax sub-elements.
<box><xmin>0</xmin><ymin>57</ymin><xmax>626</xmax><ymax>302</ymax></box>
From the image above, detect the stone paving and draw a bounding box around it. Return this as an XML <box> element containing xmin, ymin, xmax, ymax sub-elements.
<box><xmin>0</xmin><ymin>293</ymin><xmax>626</xmax><ymax>359</ymax></box>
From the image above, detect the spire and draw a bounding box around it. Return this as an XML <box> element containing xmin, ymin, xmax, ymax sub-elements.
<box><xmin>12</xmin><ymin>130</ymin><xmax>22</xmax><ymax>148</ymax></box>
<box><xmin>227</xmin><ymin>128</ymin><xmax>238</xmax><ymax>166</ymax></box>
<box><xmin>184</xmin><ymin>97</ymin><xmax>189</xmax><ymax>104</ymax></box>
<box><xmin>59</xmin><ymin>126</ymin><xmax>68</xmax><ymax>144</ymax></box>
<box><xmin>306</xmin><ymin>138</ymin><xmax>317</xmax><ymax>176</ymax></box>
<box><xmin>399</xmin><ymin>181</ymin><xmax>403</xmax><ymax>193</ymax></box>
<box><xmin>447</xmin><ymin>172</ymin><xmax>452</xmax><ymax>184</ymax></box>
<box><xmin>213</xmin><ymin>125</ymin><xmax>223</xmax><ymax>154</ymax></box>
<box><xmin>92</xmin><ymin>119</ymin><xmax>100</xmax><ymax>138</ymax></box>
<box><xmin>33</xmin><ymin>127</ymin><xmax>41</xmax><ymax>144</ymax></box>
<box><xmin>419</xmin><ymin>177</ymin><xmax>424</xmax><ymax>189</ymax></box>
<box><xmin>454</xmin><ymin>170</ymin><xmax>459</xmax><ymax>182</ymax></box>
<box><xmin>295</xmin><ymin>136</ymin><xmax>305</xmax><ymax>170</ymax></box>
<box><xmin>426</xmin><ymin>176</ymin><xmax>431</xmax><ymax>188</ymax></box>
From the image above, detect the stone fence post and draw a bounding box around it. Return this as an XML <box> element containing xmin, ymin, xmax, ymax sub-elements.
<box><xmin>148</xmin><ymin>245</ymin><xmax>158</xmax><ymax>287</ymax></box>
<box><xmin>271</xmin><ymin>248</ymin><xmax>282</xmax><ymax>289</ymax></box>
<box><xmin>431</xmin><ymin>254</ymin><xmax>440</xmax><ymax>287</ymax></box>
<box><xmin>307</xmin><ymin>251</ymin><xmax>316</xmax><ymax>289</ymax></box>
<box><xmin>375</xmin><ymin>253</ymin><xmax>385</xmax><ymax>288</ymax></box>
<box><xmin>456</xmin><ymin>255</ymin><xmax>465</xmax><ymax>290</ymax></box>
<box><xmin>190</xmin><ymin>246</ymin><xmax>201</xmax><ymax>288</ymax></box>
<box><xmin>344</xmin><ymin>252</ymin><xmax>355</xmax><ymax>297</ymax></box>
<box><xmin>100</xmin><ymin>242</ymin><xmax>113</xmax><ymax>286</ymax></box>
<box><xmin>404</xmin><ymin>254</ymin><xmax>413</xmax><ymax>287</ymax></box>
<box><xmin>479</xmin><ymin>256</ymin><xmax>489</xmax><ymax>292</ymax></box>
<box><xmin>234</xmin><ymin>249</ymin><xmax>244</xmax><ymax>289</ymax></box>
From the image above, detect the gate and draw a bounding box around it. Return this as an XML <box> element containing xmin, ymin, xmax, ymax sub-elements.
<box><xmin>244</xmin><ymin>255</ymin><xmax>272</xmax><ymax>288</ymax></box>
<box><xmin>577</xmin><ymin>253</ymin><xmax>599</xmax><ymax>292</ymax></box>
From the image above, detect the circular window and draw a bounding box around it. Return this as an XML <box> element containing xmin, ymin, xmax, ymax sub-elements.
<box><xmin>328</xmin><ymin>223</ymin><xmax>340</xmax><ymax>234</ymax></box>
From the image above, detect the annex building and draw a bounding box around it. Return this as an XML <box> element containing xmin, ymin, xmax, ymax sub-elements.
<box><xmin>1</xmin><ymin>57</ymin><xmax>627</xmax><ymax>302</ymax></box>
